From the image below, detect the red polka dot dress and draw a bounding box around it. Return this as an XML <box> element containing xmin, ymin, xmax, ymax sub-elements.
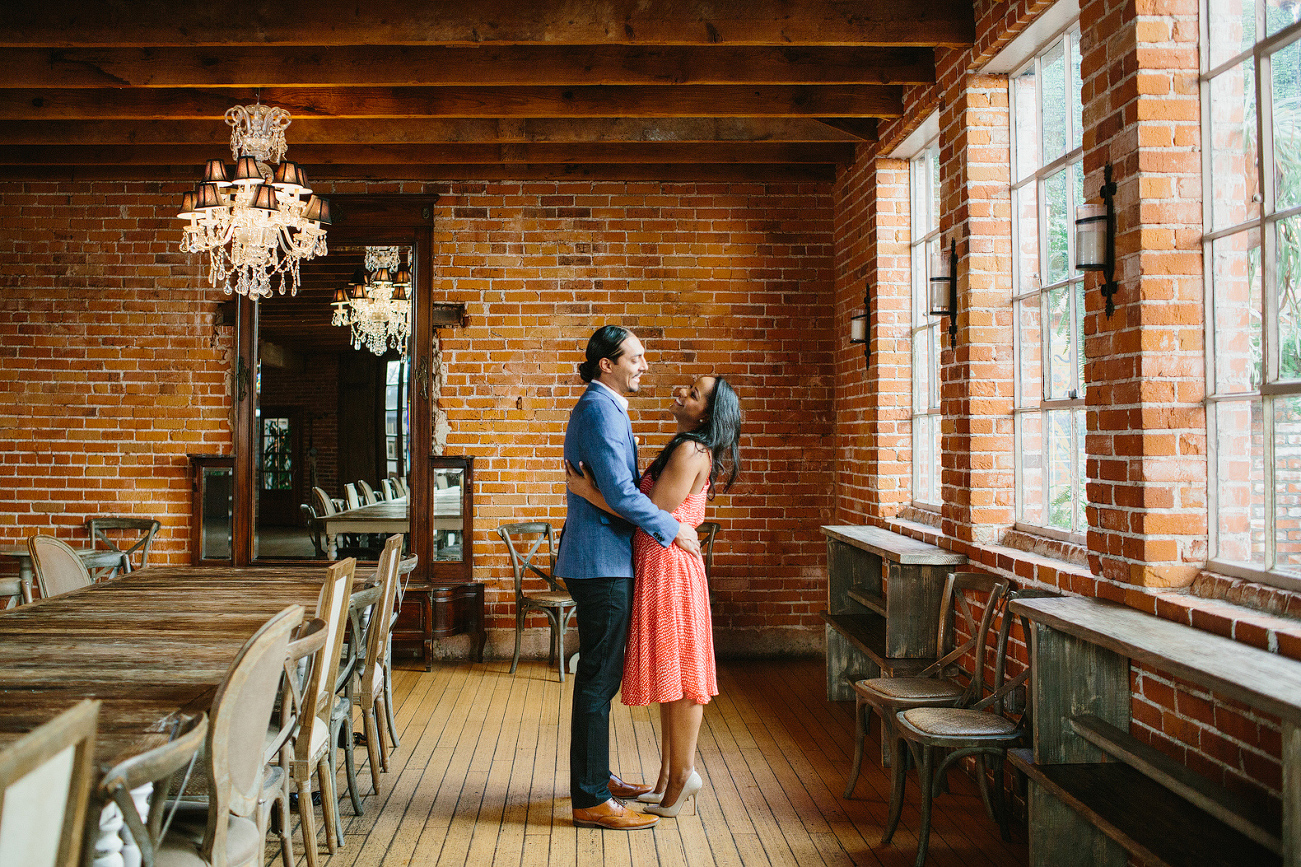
<box><xmin>622</xmin><ymin>472</ymin><xmax>717</xmax><ymax>706</ymax></box>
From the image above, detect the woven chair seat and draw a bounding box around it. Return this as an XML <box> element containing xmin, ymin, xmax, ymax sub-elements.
<box><xmin>525</xmin><ymin>590</ymin><xmax>573</xmax><ymax>606</ymax></box>
<box><xmin>854</xmin><ymin>677</ymin><xmax>965</xmax><ymax>703</ymax></box>
<box><xmin>899</xmin><ymin>706</ymin><xmax>1019</xmax><ymax>739</ymax></box>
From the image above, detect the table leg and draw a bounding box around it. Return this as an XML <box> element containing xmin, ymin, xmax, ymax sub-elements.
<box><xmin>326</xmin><ymin>531</ymin><xmax>338</xmax><ymax>559</ymax></box>
<box><xmin>92</xmin><ymin>800</ymin><xmax>126</xmax><ymax>867</ymax></box>
<box><xmin>18</xmin><ymin>559</ymin><xmax>33</xmax><ymax>605</ymax></box>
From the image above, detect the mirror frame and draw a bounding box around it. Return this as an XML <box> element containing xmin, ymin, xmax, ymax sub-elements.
<box><xmin>232</xmin><ymin>194</ymin><xmax>439</xmax><ymax>579</ymax></box>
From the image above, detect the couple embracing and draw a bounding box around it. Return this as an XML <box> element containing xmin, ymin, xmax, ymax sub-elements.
<box><xmin>558</xmin><ymin>325</ymin><xmax>742</xmax><ymax>831</ymax></box>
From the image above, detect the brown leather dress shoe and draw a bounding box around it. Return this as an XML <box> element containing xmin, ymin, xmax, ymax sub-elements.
<box><xmin>572</xmin><ymin>798</ymin><xmax>659</xmax><ymax>830</ymax></box>
<box><xmin>608</xmin><ymin>774</ymin><xmax>654</xmax><ymax>799</ymax></box>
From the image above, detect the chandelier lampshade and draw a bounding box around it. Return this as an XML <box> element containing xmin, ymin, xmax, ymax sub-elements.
<box><xmin>178</xmin><ymin>103</ymin><xmax>329</xmax><ymax>299</ymax></box>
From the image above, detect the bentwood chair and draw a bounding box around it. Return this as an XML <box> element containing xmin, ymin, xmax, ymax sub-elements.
<box><xmin>154</xmin><ymin>605</ymin><xmax>300</xmax><ymax>867</ymax></box>
<box><xmin>845</xmin><ymin>572</ymin><xmax>1008</xmax><ymax>796</ymax></box>
<box><xmin>697</xmin><ymin>521</ymin><xmax>721</xmax><ymax>579</ymax></box>
<box><xmin>27</xmin><ymin>535</ymin><xmax>93</xmax><ymax>599</ymax></box>
<box><xmin>883</xmin><ymin>588</ymin><xmax>1056</xmax><ymax>867</ymax></box>
<box><xmin>0</xmin><ymin>699</ymin><xmax>100</xmax><ymax>867</ymax></box>
<box><xmin>98</xmin><ymin>713</ymin><xmax>209</xmax><ymax>867</ymax></box>
<box><xmin>85</xmin><ymin>516</ymin><xmax>161</xmax><ymax>572</ymax></box>
<box><xmin>498</xmin><ymin>522</ymin><xmax>576</xmax><ymax>682</ymax></box>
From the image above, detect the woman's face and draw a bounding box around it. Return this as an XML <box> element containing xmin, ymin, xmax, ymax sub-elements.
<box><xmin>670</xmin><ymin>376</ymin><xmax>716</xmax><ymax>430</ymax></box>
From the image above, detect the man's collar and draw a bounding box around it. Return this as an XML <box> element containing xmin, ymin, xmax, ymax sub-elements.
<box><xmin>590</xmin><ymin>378</ymin><xmax>629</xmax><ymax>411</ymax></box>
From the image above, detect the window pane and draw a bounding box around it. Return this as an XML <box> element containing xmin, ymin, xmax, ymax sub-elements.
<box><xmin>1047</xmin><ymin>285</ymin><xmax>1075</xmax><ymax>400</ymax></box>
<box><xmin>1018</xmin><ymin>412</ymin><xmax>1046</xmax><ymax>526</ymax></box>
<box><xmin>1013</xmin><ymin>66</ymin><xmax>1039</xmax><ymax>179</ymax></box>
<box><xmin>1208</xmin><ymin>0</ymin><xmax>1255</xmax><ymax>69</ymax></box>
<box><xmin>914</xmin><ymin>413</ymin><xmax>939</xmax><ymax>505</ymax></box>
<box><xmin>1272</xmin><ymin>39</ymin><xmax>1301</xmax><ymax>211</ymax></box>
<box><xmin>1212</xmin><ymin>229</ymin><xmax>1263</xmax><ymax>393</ymax></box>
<box><xmin>914</xmin><ymin>327</ymin><xmax>931</xmax><ymax>412</ymax></box>
<box><xmin>1047</xmin><ymin>409</ymin><xmax>1075</xmax><ymax>531</ymax></box>
<box><xmin>1216</xmin><ymin>398</ymin><xmax>1266</xmax><ymax>567</ymax></box>
<box><xmin>1210</xmin><ymin>61</ymin><xmax>1260</xmax><ymax>232</ymax></box>
<box><xmin>1275</xmin><ymin>395</ymin><xmax>1301</xmax><ymax>573</ymax></box>
<box><xmin>1044</xmin><ymin>169</ymin><xmax>1070</xmax><ymax>286</ymax></box>
<box><xmin>1276</xmin><ymin>213</ymin><xmax>1301</xmax><ymax>380</ymax></box>
<box><xmin>1015</xmin><ymin>184</ymin><xmax>1040</xmax><ymax>293</ymax></box>
<box><xmin>1069</xmin><ymin>31</ymin><xmax>1083</xmax><ymax>152</ymax></box>
<box><xmin>1267</xmin><ymin>0</ymin><xmax>1301</xmax><ymax>38</ymax></box>
<box><xmin>1017</xmin><ymin>295</ymin><xmax>1044</xmax><ymax>408</ymax></box>
<box><xmin>1041</xmin><ymin>39</ymin><xmax>1067</xmax><ymax>164</ymax></box>
<box><xmin>1073</xmin><ymin>159</ymin><xmax>1085</xmax><ymax>276</ymax></box>
<box><xmin>929</xmin><ymin>145</ymin><xmax>941</xmax><ymax>235</ymax></box>
<box><xmin>1075</xmin><ymin>412</ymin><xmax>1087</xmax><ymax>531</ymax></box>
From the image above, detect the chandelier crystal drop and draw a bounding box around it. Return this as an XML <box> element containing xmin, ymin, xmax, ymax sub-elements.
<box><xmin>177</xmin><ymin>103</ymin><xmax>330</xmax><ymax>299</ymax></box>
<box><xmin>332</xmin><ymin>249</ymin><xmax>412</xmax><ymax>357</ymax></box>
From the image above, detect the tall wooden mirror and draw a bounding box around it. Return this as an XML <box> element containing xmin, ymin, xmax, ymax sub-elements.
<box><xmin>232</xmin><ymin>195</ymin><xmax>438</xmax><ymax>577</ymax></box>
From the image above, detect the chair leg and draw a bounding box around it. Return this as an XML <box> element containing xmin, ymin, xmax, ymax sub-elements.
<box><xmin>881</xmin><ymin>733</ymin><xmax>909</xmax><ymax>845</ymax></box>
<box><xmin>914</xmin><ymin>746</ymin><xmax>936</xmax><ymax>867</ymax></box>
<box><xmin>316</xmin><ymin>756</ymin><xmax>340</xmax><ymax>854</ymax></box>
<box><xmin>383</xmin><ymin>653</ymin><xmax>401</xmax><ymax>754</ymax></box>
<box><xmin>341</xmin><ymin>712</ymin><xmax>364</xmax><ymax>816</ymax></box>
<box><xmin>844</xmin><ymin>698</ymin><xmax>867</xmax><ymax>799</ymax></box>
<box><xmin>510</xmin><ymin>607</ymin><xmax>524</xmax><ymax>674</ymax></box>
<box><xmin>375</xmin><ymin>696</ymin><xmax>391</xmax><ymax>772</ymax></box>
<box><xmin>974</xmin><ymin>753</ymin><xmax>997</xmax><ymax>825</ymax></box>
<box><xmin>296</xmin><ymin>769</ymin><xmax>320</xmax><ymax>867</ymax></box>
<box><xmin>992</xmin><ymin>752</ymin><xmax>1010</xmax><ymax>842</ymax></box>
<box><xmin>363</xmin><ymin>705</ymin><xmax>383</xmax><ymax>794</ymax></box>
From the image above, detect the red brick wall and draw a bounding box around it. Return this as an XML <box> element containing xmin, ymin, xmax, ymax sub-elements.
<box><xmin>0</xmin><ymin>176</ymin><xmax>836</xmax><ymax>656</ymax></box>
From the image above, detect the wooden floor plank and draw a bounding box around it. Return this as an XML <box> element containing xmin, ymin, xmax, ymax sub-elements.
<box><xmin>282</xmin><ymin>657</ymin><xmax>1028</xmax><ymax>867</ymax></box>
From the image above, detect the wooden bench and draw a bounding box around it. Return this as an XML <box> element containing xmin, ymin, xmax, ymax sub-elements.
<box><xmin>819</xmin><ymin>525</ymin><xmax>966</xmax><ymax>701</ymax></box>
<box><xmin>1008</xmin><ymin>594</ymin><xmax>1301</xmax><ymax>867</ymax></box>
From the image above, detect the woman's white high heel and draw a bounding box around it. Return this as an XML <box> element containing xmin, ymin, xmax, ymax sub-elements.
<box><xmin>644</xmin><ymin>770</ymin><xmax>702</xmax><ymax>817</ymax></box>
<box><xmin>636</xmin><ymin>788</ymin><xmax>664</xmax><ymax>804</ymax></box>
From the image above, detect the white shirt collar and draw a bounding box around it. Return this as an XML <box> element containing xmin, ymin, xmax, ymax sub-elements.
<box><xmin>590</xmin><ymin>378</ymin><xmax>629</xmax><ymax>412</ymax></box>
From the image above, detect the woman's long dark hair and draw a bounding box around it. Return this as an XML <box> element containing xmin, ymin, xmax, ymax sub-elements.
<box><xmin>645</xmin><ymin>376</ymin><xmax>741</xmax><ymax>498</ymax></box>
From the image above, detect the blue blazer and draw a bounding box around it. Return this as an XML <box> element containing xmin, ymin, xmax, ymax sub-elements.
<box><xmin>555</xmin><ymin>383</ymin><xmax>680</xmax><ymax>580</ymax></box>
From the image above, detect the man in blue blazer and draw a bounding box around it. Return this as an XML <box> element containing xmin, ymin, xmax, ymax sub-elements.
<box><xmin>558</xmin><ymin>325</ymin><xmax>701</xmax><ymax>831</ymax></box>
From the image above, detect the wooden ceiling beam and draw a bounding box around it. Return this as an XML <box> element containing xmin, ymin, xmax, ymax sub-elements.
<box><xmin>0</xmin><ymin>1</ymin><xmax>975</xmax><ymax>49</ymax></box>
<box><xmin>0</xmin><ymin>141</ymin><xmax>858</xmax><ymax>166</ymax></box>
<box><xmin>0</xmin><ymin>45</ymin><xmax>935</xmax><ymax>88</ymax></box>
<box><xmin>0</xmin><ymin>117</ymin><xmax>863</xmax><ymax>146</ymax></box>
<box><xmin>0</xmin><ymin>85</ymin><xmax>904</xmax><ymax>120</ymax></box>
<box><xmin>0</xmin><ymin>163</ymin><xmax>837</xmax><ymax>183</ymax></box>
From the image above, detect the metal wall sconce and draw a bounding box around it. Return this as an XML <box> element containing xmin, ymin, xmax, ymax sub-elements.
<box><xmin>849</xmin><ymin>281</ymin><xmax>870</xmax><ymax>361</ymax></box>
<box><xmin>928</xmin><ymin>238</ymin><xmax>958</xmax><ymax>342</ymax></box>
<box><xmin>1075</xmin><ymin>162</ymin><xmax>1118</xmax><ymax>318</ymax></box>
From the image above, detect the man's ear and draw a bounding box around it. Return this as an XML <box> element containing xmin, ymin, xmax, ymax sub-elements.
<box><xmin>598</xmin><ymin>356</ymin><xmax>614</xmax><ymax>374</ymax></box>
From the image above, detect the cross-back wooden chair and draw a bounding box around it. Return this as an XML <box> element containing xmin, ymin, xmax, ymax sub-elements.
<box><xmin>498</xmin><ymin>522</ymin><xmax>577</xmax><ymax>682</ymax></box>
<box><xmin>98</xmin><ymin>712</ymin><xmax>209</xmax><ymax>867</ymax></box>
<box><xmin>85</xmin><ymin>516</ymin><xmax>160</xmax><ymax>573</ymax></box>
<box><xmin>845</xmin><ymin>571</ymin><xmax>1009</xmax><ymax>797</ymax></box>
<box><xmin>884</xmin><ymin>587</ymin><xmax>1057</xmax><ymax>867</ymax></box>
<box><xmin>27</xmin><ymin>535</ymin><xmax>93</xmax><ymax>599</ymax></box>
<box><xmin>139</xmin><ymin>605</ymin><xmax>301</xmax><ymax>867</ymax></box>
<box><xmin>284</xmin><ymin>560</ymin><xmax>354</xmax><ymax>867</ymax></box>
<box><xmin>355</xmin><ymin>536</ymin><xmax>403</xmax><ymax>796</ymax></box>
<box><xmin>0</xmin><ymin>699</ymin><xmax>100</xmax><ymax>867</ymax></box>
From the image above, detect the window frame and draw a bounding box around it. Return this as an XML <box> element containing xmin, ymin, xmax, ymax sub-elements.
<box><xmin>1008</xmin><ymin>24</ymin><xmax>1088</xmax><ymax>545</ymax></box>
<box><xmin>909</xmin><ymin>130</ymin><xmax>944</xmax><ymax>510</ymax></box>
<box><xmin>1202</xmin><ymin>3</ymin><xmax>1301</xmax><ymax>591</ymax></box>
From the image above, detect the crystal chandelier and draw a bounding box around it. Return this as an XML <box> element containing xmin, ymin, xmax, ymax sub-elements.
<box><xmin>332</xmin><ymin>249</ymin><xmax>412</xmax><ymax>357</ymax></box>
<box><xmin>177</xmin><ymin>103</ymin><xmax>330</xmax><ymax>298</ymax></box>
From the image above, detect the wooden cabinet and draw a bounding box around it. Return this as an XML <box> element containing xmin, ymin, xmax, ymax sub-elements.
<box><xmin>391</xmin><ymin>455</ymin><xmax>485</xmax><ymax>668</ymax></box>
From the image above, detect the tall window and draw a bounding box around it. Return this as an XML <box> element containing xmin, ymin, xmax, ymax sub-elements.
<box><xmin>911</xmin><ymin>134</ymin><xmax>943</xmax><ymax>507</ymax></box>
<box><xmin>1010</xmin><ymin>28</ymin><xmax>1086</xmax><ymax>539</ymax></box>
<box><xmin>1204</xmin><ymin>0</ymin><xmax>1301</xmax><ymax>588</ymax></box>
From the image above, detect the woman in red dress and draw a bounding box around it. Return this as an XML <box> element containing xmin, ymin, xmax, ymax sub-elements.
<box><xmin>566</xmin><ymin>374</ymin><xmax>741</xmax><ymax>817</ymax></box>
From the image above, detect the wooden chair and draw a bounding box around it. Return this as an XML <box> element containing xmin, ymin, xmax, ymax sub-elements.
<box><xmin>344</xmin><ymin>483</ymin><xmax>362</xmax><ymax>510</ymax></box>
<box><xmin>845</xmin><ymin>571</ymin><xmax>1009</xmax><ymax>796</ymax></box>
<box><xmin>380</xmin><ymin>479</ymin><xmax>397</xmax><ymax>501</ymax></box>
<box><xmin>285</xmin><ymin>560</ymin><xmax>355</xmax><ymax>867</ymax></box>
<box><xmin>883</xmin><ymin>587</ymin><xmax>1056</xmax><ymax>867</ymax></box>
<box><xmin>300</xmin><ymin>503</ymin><xmax>326</xmax><ymax>557</ymax></box>
<box><xmin>85</xmin><ymin>516</ymin><xmax>161</xmax><ymax>572</ymax></box>
<box><xmin>262</xmin><ymin>617</ymin><xmax>326</xmax><ymax>867</ymax></box>
<box><xmin>154</xmin><ymin>604</ymin><xmax>300</xmax><ymax>867</ymax></box>
<box><xmin>357</xmin><ymin>480</ymin><xmax>378</xmax><ymax>505</ymax></box>
<box><xmin>0</xmin><ymin>699</ymin><xmax>100</xmax><ymax>867</ymax></box>
<box><xmin>310</xmin><ymin>486</ymin><xmax>338</xmax><ymax>518</ymax></box>
<box><xmin>354</xmin><ymin>536</ymin><xmax>403</xmax><ymax>797</ymax></box>
<box><xmin>98</xmin><ymin>712</ymin><xmax>209</xmax><ymax>867</ymax></box>
<box><xmin>27</xmin><ymin>535</ymin><xmax>93</xmax><ymax>599</ymax></box>
<box><xmin>498</xmin><ymin>522</ymin><xmax>576</xmax><ymax>682</ymax></box>
<box><xmin>697</xmin><ymin>521</ymin><xmax>721</xmax><ymax>578</ymax></box>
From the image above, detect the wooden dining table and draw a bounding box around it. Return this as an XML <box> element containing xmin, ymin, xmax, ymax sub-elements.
<box><xmin>0</xmin><ymin>563</ymin><xmax>379</xmax><ymax>865</ymax></box>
